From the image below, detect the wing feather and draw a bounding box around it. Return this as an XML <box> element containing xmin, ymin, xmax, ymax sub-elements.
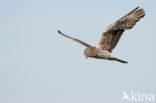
<box><xmin>97</xmin><ymin>7</ymin><xmax>145</xmax><ymax>52</ymax></box>
<box><xmin>58</xmin><ymin>30</ymin><xmax>92</xmax><ymax>47</ymax></box>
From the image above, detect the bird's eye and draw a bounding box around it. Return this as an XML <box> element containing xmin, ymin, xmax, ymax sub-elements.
<box><xmin>87</xmin><ymin>51</ymin><xmax>90</xmax><ymax>55</ymax></box>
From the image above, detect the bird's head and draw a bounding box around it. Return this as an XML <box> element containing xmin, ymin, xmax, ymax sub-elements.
<box><xmin>84</xmin><ymin>47</ymin><xmax>95</xmax><ymax>59</ymax></box>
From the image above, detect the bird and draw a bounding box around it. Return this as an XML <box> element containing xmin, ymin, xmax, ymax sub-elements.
<box><xmin>58</xmin><ymin>7</ymin><xmax>145</xmax><ymax>63</ymax></box>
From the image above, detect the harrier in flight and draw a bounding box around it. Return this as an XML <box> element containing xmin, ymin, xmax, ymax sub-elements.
<box><xmin>58</xmin><ymin>7</ymin><xmax>145</xmax><ymax>63</ymax></box>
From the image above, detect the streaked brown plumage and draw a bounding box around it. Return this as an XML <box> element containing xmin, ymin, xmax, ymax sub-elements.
<box><xmin>58</xmin><ymin>7</ymin><xmax>145</xmax><ymax>63</ymax></box>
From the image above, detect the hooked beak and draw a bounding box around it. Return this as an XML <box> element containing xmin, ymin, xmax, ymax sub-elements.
<box><xmin>86</xmin><ymin>56</ymin><xmax>88</xmax><ymax>59</ymax></box>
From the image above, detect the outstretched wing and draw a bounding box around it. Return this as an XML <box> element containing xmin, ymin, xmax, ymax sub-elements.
<box><xmin>96</xmin><ymin>7</ymin><xmax>145</xmax><ymax>52</ymax></box>
<box><xmin>58</xmin><ymin>30</ymin><xmax>92</xmax><ymax>47</ymax></box>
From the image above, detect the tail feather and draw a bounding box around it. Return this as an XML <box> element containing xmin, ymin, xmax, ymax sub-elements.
<box><xmin>108</xmin><ymin>57</ymin><xmax>128</xmax><ymax>63</ymax></box>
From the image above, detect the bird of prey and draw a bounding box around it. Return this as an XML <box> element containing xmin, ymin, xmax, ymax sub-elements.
<box><xmin>58</xmin><ymin>7</ymin><xmax>145</xmax><ymax>63</ymax></box>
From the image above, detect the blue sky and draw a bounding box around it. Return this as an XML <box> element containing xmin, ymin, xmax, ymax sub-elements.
<box><xmin>0</xmin><ymin>0</ymin><xmax>156</xmax><ymax>103</ymax></box>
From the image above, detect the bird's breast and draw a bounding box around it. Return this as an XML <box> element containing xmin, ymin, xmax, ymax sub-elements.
<box><xmin>96</xmin><ymin>49</ymin><xmax>111</xmax><ymax>58</ymax></box>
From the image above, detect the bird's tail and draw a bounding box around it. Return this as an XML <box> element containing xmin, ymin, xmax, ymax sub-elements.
<box><xmin>108</xmin><ymin>57</ymin><xmax>128</xmax><ymax>63</ymax></box>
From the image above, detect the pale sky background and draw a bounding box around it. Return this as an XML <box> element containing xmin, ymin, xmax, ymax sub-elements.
<box><xmin>0</xmin><ymin>0</ymin><xmax>156</xmax><ymax>103</ymax></box>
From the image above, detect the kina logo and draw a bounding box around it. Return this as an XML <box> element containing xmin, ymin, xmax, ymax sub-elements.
<box><xmin>121</xmin><ymin>91</ymin><xmax>155</xmax><ymax>102</ymax></box>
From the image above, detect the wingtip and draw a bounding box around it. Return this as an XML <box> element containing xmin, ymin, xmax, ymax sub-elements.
<box><xmin>133</xmin><ymin>6</ymin><xmax>140</xmax><ymax>11</ymax></box>
<box><xmin>58</xmin><ymin>30</ymin><xmax>61</xmax><ymax>34</ymax></box>
<box><xmin>136</xmin><ymin>6</ymin><xmax>139</xmax><ymax>9</ymax></box>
